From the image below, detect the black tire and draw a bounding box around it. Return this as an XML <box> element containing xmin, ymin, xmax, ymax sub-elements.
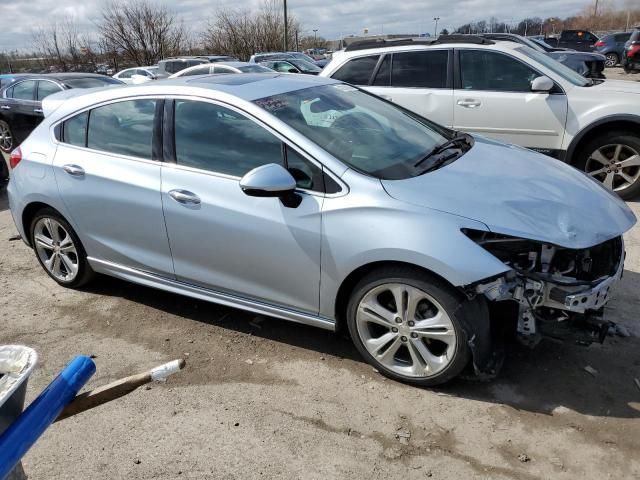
<box><xmin>574</xmin><ymin>130</ymin><xmax>640</xmax><ymax>200</ymax></box>
<box><xmin>0</xmin><ymin>119</ymin><xmax>14</xmax><ymax>154</ymax></box>
<box><xmin>346</xmin><ymin>266</ymin><xmax>471</xmax><ymax>387</ymax></box>
<box><xmin>29</xmin><ymin>208</ymin><xmax>94</xmax><ymax>288</ymax></box>
<box><xmin>604</xmin><ymin>53</ymin><xmax>618</xmax><ymax>68</ymax></box>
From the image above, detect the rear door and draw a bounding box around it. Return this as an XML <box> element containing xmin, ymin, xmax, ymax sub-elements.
<box><xmin>53</xmin><ymin>98</ymin><xmax>173</xmax><ymax>275</ymax></box>
<box><xmin>453</xmin><ymin>48</ymin><xmax>568</xmax><ymax>153</ymax></box>
<box><xmin>34</xmin><ymin>80</ymin><xmax>63</xmax><ymax>125</ymax></box>
<box><xmin>1</xmin><ymin>80</ymin><xmax>38</xmax><ymax>144</ymax></box>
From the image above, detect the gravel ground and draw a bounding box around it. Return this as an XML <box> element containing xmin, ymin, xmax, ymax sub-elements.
<box><xmin>1</xmin><ymin>89</ymin><xmax>640</xmax><ymax>479</ymax></box>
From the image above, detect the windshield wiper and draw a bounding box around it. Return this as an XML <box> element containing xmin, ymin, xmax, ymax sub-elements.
<box><xmin>413</xmin><ymin>134</ymin><xmax>469</xmax><ymax>168</ymax></box>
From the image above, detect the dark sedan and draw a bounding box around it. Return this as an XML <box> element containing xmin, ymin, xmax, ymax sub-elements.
<box><xmin>480</xmin><ymin>34</ymin><xmax>606</xmax><ymax>79</ymax></box>
<box><xmin>258</xmin><ymin>58</ymin><xmax>322</xmax><ymax>75</ymax></box>
<box><xmin>0</xmin><ymin>73</ymin><xmax>123</xmax><ymax>153</ymax></box>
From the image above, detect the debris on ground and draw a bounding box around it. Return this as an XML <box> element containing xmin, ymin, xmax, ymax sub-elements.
<box><xmin>395</xmin><ymin>429</ymin><xmax>411</xmax><ymax>444</ymax></box>
<box><xmin>517</xmin><ymin>453</ymin><xmax>531</xmax><ymax>463</ymax></box>
<box><xmin>584</xmin><ymin>366</ymin><xmax>598</xmax><ymax>377</ymax></box>
<box><xmin>245</xmin><ymin>359</ymin><xmax>254</xmax><ymax>365</ymax></box>
<box><xmin>8</xmin><ymin>235</ymin><xmax>21</xmax><ymax>241</ymax></box>
<box><xmin>608</xmin><ymin>323</ymin><xmax>631</xmax><ymax>337</ymax></box>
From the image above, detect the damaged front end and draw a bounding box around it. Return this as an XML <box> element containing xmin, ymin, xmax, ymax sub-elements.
<box><xmin>464</xmin><ymin>229</ymin><xmax>625</xmax><ymax>348</ymax></box>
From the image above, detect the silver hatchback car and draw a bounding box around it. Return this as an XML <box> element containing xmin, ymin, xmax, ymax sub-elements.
<box><xmin>7</xmin><ymin>74</ymin><xmax>636</xmax><ymax>386</ymax></box>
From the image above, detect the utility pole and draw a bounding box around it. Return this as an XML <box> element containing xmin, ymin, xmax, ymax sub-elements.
<box><xmin>313</xmin><ymin>29</ymin><xmax>318</xmax><ymax>48</ymax></box>
<box><xmin>295</xmin><ymin>30</ymin><xmax>299</xmax><ymax>51</ymax></box>
<box><xmin>283</xmin><ymin>0</ymin><xmax>288</xmax><ymax>51</ymax></box>
<box><xmin>594</xmin><ymin>0</ymin><xmax>599</xmax><ymax>17</ymax></box>
<box><xmin>433</xmin><ymin>17</ymin><xmax>440</xmax><ymax>37</ymax></box>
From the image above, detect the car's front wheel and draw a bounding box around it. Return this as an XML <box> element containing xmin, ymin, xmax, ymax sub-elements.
<box><xmin>30</xmin><ymin>208</ymin><xmax>94</xmax><ymax>288</ymax></box>
<box><xmin>577</xmin><ymin>131</ymin><xmax>640</xmax><ymax>200</ymax></box>
<box><xmin>346</xmin><ymin>267</ymin><xmax>471</xmax><ymax>386</ymax></box>
<box><xmin>604</xmin><ymin>53</ymin><xmax>619</xmax><ymax>67</ymax></box>
<box><xmin>0</xmin><ymin>119</ymin><xmax>13</xmax><ymax>154</ymax></box>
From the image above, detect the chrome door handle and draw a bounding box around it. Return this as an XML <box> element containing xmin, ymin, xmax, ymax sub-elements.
<box><xmin>169</xmin><ymin>189</ymin><xmax>201</xmax><ymax>205</ymax></box>
<box><xmin>457</xmin><ymin>99</ymin><xmax>481</xmax><ymax>108</ymax></box>
<box><xmin>62</xmin><ymin>164</ymin><xmax>85</xmax><ymax>177</ymax></box>
<box><xmin>0</xmin><ymin>105</ymin><xmax>10</xmax><ymax>110</ymax></box>
<box><xmin>34</xmin><ymin>108</ymin><xmax>43</xmax><ymax>114</ymax></box>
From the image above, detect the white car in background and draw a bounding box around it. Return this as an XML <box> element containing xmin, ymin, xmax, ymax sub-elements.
<box><xmin>112</xmin><ymin>67</ymin><xmax>158</xmax><ymax>85</ymax></box>
<box><xmin>169</xmin><ymin>62</ymin><xmax>273</xmax><ymax>78</ymax></box>
<box><xmin>321</xmin><ymin>35</ymin><xmax>640</xmax><ymax>199</ymax></box>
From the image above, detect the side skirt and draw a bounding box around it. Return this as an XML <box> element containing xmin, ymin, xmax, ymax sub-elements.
<box><xmin>88</xmin><ymin>257</ymin><xmax>337</xmax><ymax>332</ymax></box>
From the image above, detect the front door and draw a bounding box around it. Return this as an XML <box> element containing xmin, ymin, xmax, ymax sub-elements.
<box><xmin>161</xmin><ymin>99</ymin><xmax>322</xmax><ymax>313</ymax></box>
<box><xmin>453</xmin><ymin>49</ymin><xmax>568</xmax><ymax>154</ymax></box>
<box><xmin>53</xmin><ymin>98</ymin><xmax>173</xmax><ymax>275</ymax></box>
<box><xmin>2</xmin><ymin>79</ymin><xmax>38</xmax><ymax>145</ymax></box>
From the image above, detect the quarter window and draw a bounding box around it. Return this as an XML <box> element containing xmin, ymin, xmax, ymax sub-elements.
<box><xmin>285</xmin><ymin>146</ymin><xmax>324</xmax><ymax>191</ymax></box>
<box><xmin>459</xmin><ymin>50</ymin><xmax>539</xmax><ymax>92</ymax></box>
<box><xmin>331</xmin><ymin>55</ymin><xmax>380</xmax><ymax>85</ymax></box>
<box><xmin>62</xmin><ymin>111</ymin><xmax>89</xmax><ymax>147</ymax></box>
<box><xmin>391</xmin><ymin>51</ymin><xmax>448</xmax><ymax>88</ymax></box>
<box><xmin>174</xmin><ymin>100</ymin><xmax>283</xmax><ymax>177</ymax></box>
<box><xmin>10</xmin><ymin>81</ymin><xmax>36</xmax><ymax>100</ymax></box>
<box><xmin>87</xmin><ymin>99</ymin><xmax>157</xmax><ymax>159</ymax></box>
<box><xmin>37</xmin><ymin>81</ymin><xmax>62</xmax><ymax>101</ymax></box>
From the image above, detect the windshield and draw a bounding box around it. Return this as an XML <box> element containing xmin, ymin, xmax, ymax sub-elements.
<box><xmin>64</xmin><ymin>77</ymin><xmax>124</xmax><ymax>88</ymax></box>
<box><xmin>238</xmin><ymin>64</ymin><xmax>272</xmax><ymax>73</ymax></box>
<box><xmin>530</xmin><ymin>38</ymin><xmax>555</xmax><ymax>52</ymax></box>
<box><xmin>254</xmin><ymin>84</ymin><xmax>464</xmax><ymax>179</ymax></box>
<box><xmin>515</xmin><ymin>46</ymin><xmax>591</xmax><ymax>87</ymax></box>
<box><xmin>290</xmin><ymin>59</ymin><xmax>322</xmax><ymax>73</ymax></box>
<box><xmin>290</xmin><ymin>52</ymin><xmax>317</xmax><ymax>63</ymax></box>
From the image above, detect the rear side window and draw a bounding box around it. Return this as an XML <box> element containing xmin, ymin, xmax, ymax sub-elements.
<box><xmin>391</xmin><ymin>50</ymin><xmax>448</xmax><ymax>88</ymax></box>
<box><xmin>37</xmin><ymin>81</ymin><xmax>62</xmax><ymax>100</ymax></box>
<box><xmin>174</xmin><ymin>100</ymin><xmax>283</xmax><ymax>177</ymax></box>
<box><xmin>10</xmin><ymin>80</ymin><xmax>36</xmax><ymax>100</ymax></box>
<box><xmin>615</xmin><ymin>33</ymin><xmax>630</xmax><ymax>42</ymax></box>
<box><xmin>62</xmin><ymin>111</ymin><xmax>88</xmax><ymax>147</ymax></box>
<box><xmin>331</xmin><ymin>55</ymin><xmax>379</xmax><ymax>85</ymax></box>
<box><xmin>87</xmin><ymin>99</ymin><xmax>157</xmax><ymax>159</ymax></box>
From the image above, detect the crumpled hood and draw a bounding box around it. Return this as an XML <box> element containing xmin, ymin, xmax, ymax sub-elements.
<box><xmin>382</xmin><ymin>137</ymin><xmax>636</xmax><ymax>249</ymax></box>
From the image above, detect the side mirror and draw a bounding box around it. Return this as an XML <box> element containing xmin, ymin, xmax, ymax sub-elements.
<box><xmin>531</xmin><ymin>76</ymin><xmax>554</xmax><ymax>92</ymax></box>
<box><xmin>288</xmin><ymin>68</ymin><xmax>300</xmax><ymax>74</ymax></box>
<box><xmin>240</xmin><ymin>163</ymin><xmax>301</xmax><ymax>208</ymax></box>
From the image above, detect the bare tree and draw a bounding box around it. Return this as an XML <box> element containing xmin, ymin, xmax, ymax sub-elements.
<box><xmin>97</xmin><ymin>0</ymin><xmax>185</xmax><ymax>67</ymax></box>
<box><xmin>203</xmin><ymin>0</ymin><xmax>300</xmax><ymax>61</ymax></box>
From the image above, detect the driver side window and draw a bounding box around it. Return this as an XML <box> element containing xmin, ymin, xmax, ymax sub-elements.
<box><xmin>459</xmin><ymin>50</ymin><xmax>539</xmax><ymax>93</ymax></box>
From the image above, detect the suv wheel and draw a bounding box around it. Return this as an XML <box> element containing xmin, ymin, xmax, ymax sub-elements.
<box><xmin>576</xmin><ymin>131</ymin><xmax>640</xmax><ymax>200</ymax></box>
<box><xmin>604</xmin><ymin>53</ymin><xmax>619</xmax><ymax>67</ymax></box>
<box><xmin>0</xmin><ymin>119</ymin><xmax>13</xmax><ymax>153</ymax></box>
<box><xmin>30</xmin><ymin>208</ymin><xmax>94</xmax><ymax>288</ymax></box>
<box><xmin>346</xmin><ymin>267</ymin><xmax>471</xmax><ymax>386</ymax></box>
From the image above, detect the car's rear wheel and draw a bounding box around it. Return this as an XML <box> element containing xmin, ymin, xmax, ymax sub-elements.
<box><xmin>0</xmin><ymin>119</ymin><xmax>13</xmax><ymax>154</ymax></box>
<box><xmin>576</xmin><ymin>131</ymin><xmax>640</xmax><ymax>200</ymax></box>
<box><xmin>604</xmin><ymin>53</ymin><xmax>619</xmax><ymax>67</ymax></box>
<box><xmin>30</xmin><ymin>209</ymin><xmax>94</xmax><ymax>288</ymax></box>
<box><xmin>346</xmin><ymin>267</ymin><xmax>470</xmax><ymax>386</ymax></box>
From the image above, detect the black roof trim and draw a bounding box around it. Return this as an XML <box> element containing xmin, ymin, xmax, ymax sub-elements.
<box><xmin>344</xmin><ymin>35</ymin><xmax>494</xmax><ymax>52</ymax></box>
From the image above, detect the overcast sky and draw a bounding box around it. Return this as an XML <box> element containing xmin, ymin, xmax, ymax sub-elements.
<box><xmin>0</xmin><ymin>0</ymin><xmax>604</xmax><ymax>52</ymax></box>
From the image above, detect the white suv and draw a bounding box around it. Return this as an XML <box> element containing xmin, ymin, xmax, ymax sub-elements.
<box><xmin>321</xmin><ymin>36</ymin><xmax>640</xmax><ymax>199</ymax></box>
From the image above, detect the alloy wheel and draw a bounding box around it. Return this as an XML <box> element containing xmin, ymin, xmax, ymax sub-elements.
<box><xmin>586</xmin><ymin>143</ymin><xmax>640</xmax><ymax>193</ymax></box>
<box><xmin>604</xmin><ymin>53</ymin><xmax>618</xmax><ymax>67</ymax></box>
<box><xmin>33</xmin><ymin>217</ymin><xmax>79</xmax><ymax>282</ymax></box>
<box><xmin>355</xmin><ymin>283</ymin><xmax>457</xmax><ymax>378</ymax></box>
<box><xmin>0</xmin><ymin>122</ymin><xmax>12</xmax><ymax>152</ymax></box>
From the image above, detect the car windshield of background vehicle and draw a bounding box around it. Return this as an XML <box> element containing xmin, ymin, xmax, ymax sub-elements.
<box><xmin>254</xmin><ymin>84</ymin><xmax>460</xmax><ymax>180</ymax></box>
<box><xmin>516</xmin><ymin>46</ymin><xmax>591</xmax><ymax>86</ymax></box>
<box><xmin>237</xmin><ymin>65</ymin><xmax>273</xmax><ymax>73</ymax></box>
<box><xmin>291</xmin><ymin>59</ymin><xmax>322</xmax><ymax>73</ymax></box>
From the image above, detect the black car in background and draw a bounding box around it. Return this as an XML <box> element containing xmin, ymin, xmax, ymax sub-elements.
<box><xmin>481</xmin><ymin>33</ymin><xmax>606</xmax><ymax>78</ymax></box>
<box><xmin>0</xmin><ymin>73</ymin><xmax>123</xmax><ymax>154</ymax></box>
<box><xmin>544</xmin><ymin>30</ymin><xmax>599</xmax><ymax>52</ymax></box>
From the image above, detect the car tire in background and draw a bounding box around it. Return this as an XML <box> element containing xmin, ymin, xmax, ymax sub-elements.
<box><xmin>576</xmin><ymin>131</ymin><xmax>640</xmax><ymax>200</ymax></box>
<box><xmin>604</xmin><ymin>53</ymin><xmax>619</xmax><ymax>68</ymax></box>
<box><xmin>346</xmin><ymin>266</ymin><xmax>472</xmax><ymax>386</ymax></box>
<box><xmin>29</xmin><ymin>208</ymin><xmax>95</xmax><ymax>288</ymax></box>
<box><xmin>0</xmin><ymin>119</ymin><xmax>13</xmax><ymax>154</ymax></box>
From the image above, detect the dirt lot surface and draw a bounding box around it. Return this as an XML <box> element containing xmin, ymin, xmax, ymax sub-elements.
<box><xmin>1</xmin><ymin>94</ymin><xmax>640</xmax><ymax>479</ymax></box>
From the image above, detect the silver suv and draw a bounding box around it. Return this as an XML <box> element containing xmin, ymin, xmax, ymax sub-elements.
<box><xmin>7</xmin><ymin>74</ymin><xmax>635</xmax><ymax>386</ymax></box>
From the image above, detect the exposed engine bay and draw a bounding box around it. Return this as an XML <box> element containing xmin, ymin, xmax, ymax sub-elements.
<box><xmin>465</xmin><ymin>230</ymin><xmax>624</xmax><ymax>347</ymax></box>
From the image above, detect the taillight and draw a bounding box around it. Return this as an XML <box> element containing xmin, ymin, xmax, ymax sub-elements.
<box><xmin>9</xmin><ymin>147</ymin><xmax>22</xmax><ymax>169</ymax></box>
<box><xmin>595</xmin><ymin>40</ymin><xmax>605</xmax><ymax>47</ymax></box>
<box><xmin>628</xmin><ymin>44</ymin><xmax>640</xmax><ymax>57</ymax></box>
